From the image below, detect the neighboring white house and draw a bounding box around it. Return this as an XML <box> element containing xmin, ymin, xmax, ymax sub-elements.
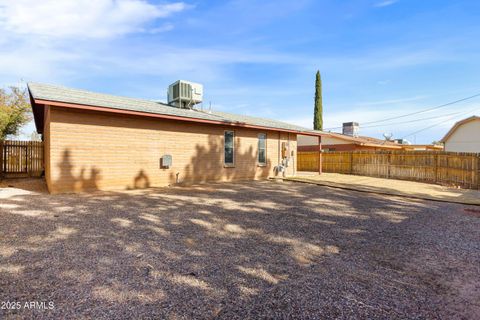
<box><xmin>440</xmin><ymin>116</ymin><xmax>480</xmax><ymax>152</ymax></box>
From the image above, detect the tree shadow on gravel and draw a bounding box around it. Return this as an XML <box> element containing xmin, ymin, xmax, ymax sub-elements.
<box><xmin>1</xmin><ymin>181</ymin><xmax>479</xmax><ymax>319</ymax></box>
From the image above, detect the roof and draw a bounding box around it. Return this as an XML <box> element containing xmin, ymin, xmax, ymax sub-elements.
<box><xmin>324</xmin><ymin>132</ymin><xmax>402</xmax><ymax>149</ymax></box>
<box><xmin>28</xmin><ymin>82</ymin><xmax>322</xmax><ymax>136</ymax></box>
<box><xmin>440</xmin><ymin>115</ymin><xmax>480</xmax><ymax>143</ymax></box>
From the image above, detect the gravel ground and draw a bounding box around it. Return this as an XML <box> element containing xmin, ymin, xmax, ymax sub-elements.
<box><xmin>0</xmin><ymin>180</ymin><xmax>479</xmax><ymax>319</ymax></box>
<box><xmin>290</xmin><ymin>173</ymin><xmax>480</xmax><ymax>205</ymax></box>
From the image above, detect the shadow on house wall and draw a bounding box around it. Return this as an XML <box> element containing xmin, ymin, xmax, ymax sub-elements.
<box><xmin>54</xmin><ymin>131</ymin><xmax>275</xmax><ymax>192</ymax></box>
<box><xmin>54</xmin><ymin>149</ymin><xmax>101</xmax><ymax>193</ymax></box>
<box><xmin>56</xmin><ymin>149</ymin><xmax>152</xmax><ymax>192</ymax></box>
<box><xmin>170</xmin><ymin>134</ymin><xmax>272</xmax><ymax>185</ymax></box>
<box><xmin>132</xmin><ymin>170</ymin><xmax>151</xmax><ymax>189</ymax></box>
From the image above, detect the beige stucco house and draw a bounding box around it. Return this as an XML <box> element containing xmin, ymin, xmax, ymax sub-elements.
<box><xmin>29</xmin><ymin>83</ymin><xmax>322</xmax><ymax>193</ymax></box>
<box><xmin>440</xmin><ymin>116</ymin><xmax>480</xmax><ymax>152</ymax></box>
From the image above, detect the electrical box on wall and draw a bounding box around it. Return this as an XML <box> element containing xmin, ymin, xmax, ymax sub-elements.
<box><xmin>161</xmin><ymin>155</ymin><xmax>172</xmax><ymax>168</ymax></box>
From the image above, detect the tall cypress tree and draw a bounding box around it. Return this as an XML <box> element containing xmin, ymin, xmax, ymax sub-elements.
<box><xmin>313</xmin><ymin>70</ymin><xmax>323</xmax><ymax>130</ymax></box>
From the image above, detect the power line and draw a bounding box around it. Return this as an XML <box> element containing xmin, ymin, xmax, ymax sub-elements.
<box><xmin>358</xmin><ymin>108</ymin><xmax>475</xmax><ymax>129</ymax></box>
<box><xmin>323</xmin><ymin>92</ymin><xmax>480</xmax><ymax>130</ymax></box>
<box><xmin>362</xmin><ymin>93</ymin><xmax>480</xmax><ymax>125</ymax></box>
<box><xmin>401</xmin><ymin>106</ymin><xmax>480</xmax><ymax>139</ymax></box>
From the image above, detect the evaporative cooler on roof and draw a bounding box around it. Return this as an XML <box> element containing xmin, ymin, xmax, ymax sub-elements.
<box><xmin>167</xmin><ymin>80</ymin><xmax>203</xmax><ymax>109</ymax></box>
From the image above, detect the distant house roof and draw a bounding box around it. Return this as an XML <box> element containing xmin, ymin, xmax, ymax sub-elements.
<box><xmin>28</xmin><ymin>82</ymin><xmax>322</xmax><ymax>136</ymax></box>
<box><xmin>324</xmin><ymin>132</ymin><xmax>402</xmax><ymax>149</ymax></box>
<box><xmin>401</xmin><ymin>144</ymin><xmax>444</xmax><ymax>151</ymax></box>
<box><xmin>440</xmin><ymin>115</ymin><xmax>480</xmax><ymax>143</ymax></box>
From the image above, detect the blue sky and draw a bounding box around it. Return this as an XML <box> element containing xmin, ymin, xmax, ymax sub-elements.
<box><xmin>1</xmin><ymin>0</ymin><xmax>480</xmax><ymax>143</ymax></box>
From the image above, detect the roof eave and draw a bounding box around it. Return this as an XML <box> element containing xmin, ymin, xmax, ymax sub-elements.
<box><xmin>440</xmin><ymin>116</ymin><xmax>480</xmax><ymax>142</ymax></box>
<box><xmin>33</xmin><ymin>98</ymin><xmax>324</xmax><ymax>136</ymax></box>
<box><xmin>29</xmin><ymin>89</ymin><xmax>45</xmax><ymax>135</ymax></box>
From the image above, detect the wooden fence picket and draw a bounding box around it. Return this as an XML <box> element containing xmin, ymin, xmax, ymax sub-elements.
<box><xmin>0</xmin><ymin>140</ymin><xmax>44</xmax><ymax>178</ymax></box>
<box><xmin>298</xmin><ymin>150</ymin><xmax>480</xmax><ymax>190</ymax></box>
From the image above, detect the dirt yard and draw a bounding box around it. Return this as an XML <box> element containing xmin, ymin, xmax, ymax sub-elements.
<box><xmin>292</xmin><ymin>172</ymin><xmax>480</xmax><ymax>205</ymax></box>
<box><xmin>1</xmin><ymin>180</ymin><xmax>479</xmax><ymax>319</ymax></box>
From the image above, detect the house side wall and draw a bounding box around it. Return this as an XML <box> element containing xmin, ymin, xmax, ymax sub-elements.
<box><xmin>297</xmin><ymin>134</ymin><xmax>319</xmax><ymax>146</ymax></box>
<box><xmin>298</xmin><ymin>134</ymin><xmax>349</xmax><ymax>145</ymax></box>
<box><xmin>298</xmin><ymin>134</ymin><xmax>352</xmax><ymax>147</ymax></box>
<box><xmin>47</xmin><ymin>106</ymin><xmax>296</xmax><ymax>193</ymax></box>
<box><xmin>321</xmin><ymin>136</ymin><xmax>353</xmax><ymax>145</ymax></box>
<box><xmin>444</xmin><ymin>119</ymin><xmax>480</xmax><ymax>152</ymax></box>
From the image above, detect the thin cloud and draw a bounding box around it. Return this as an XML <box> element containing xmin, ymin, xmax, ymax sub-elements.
<box><xmin>353</xmin><ymin>46</ymin><xmax>457</xmax><ymax>70</ymax></box>
<box><xmin>356</xmin><ymin>96</ymin><xmax>428</xmax><ymax>107</ymax></box>
<box><xmin>377</xmin><ymin>80</ymin><xmax>391</xmax><ymax>85</ymax></box>
<box><xmin>0</xmin><ymin>0</ymin><xmax>189</xmax><ymax>38</ymax></box>
<box><xmin>149</xmin><ymin>23</ymin><xmax>175</xmax><ymax>34</ymax></box>
<box><xmin>374</xmin><ymin>0</ymin><xmax>398</xmax><ymax>8</ymax></box>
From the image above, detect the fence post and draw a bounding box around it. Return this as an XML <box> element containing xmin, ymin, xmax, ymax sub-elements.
<box><xmin>387</xmin><ymin>151</ymin><xmax>391</xmax><ymax>179</ymax></box>
<box><xmin>349</xmin><ymin>152</ymin><xmax>352</xmax><ymax>174</ymax></box>
<box><xmin>477</xmin><ymin>155</ymin><xmax>480</xmax><ymax>190</ymax></box>
<box><xmin>0</xmin><ymin>140</ymin><xmax>3</xmax><ymax>179</ymax></box>
<box><xmin>434</xmin><ymin>153</ymin><xmax>438</xmax><ymax>184</ymax></box>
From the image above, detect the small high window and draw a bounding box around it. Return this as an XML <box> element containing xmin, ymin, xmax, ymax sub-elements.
<box><xmin>258</xmin><ymin>133</ymin><xmax>266</xmax><ymax>165</ymax></box>
<box><xmin>224</xmin><ymin>131</ymin><xmax>234</xmax><ymax>165</ymax></box>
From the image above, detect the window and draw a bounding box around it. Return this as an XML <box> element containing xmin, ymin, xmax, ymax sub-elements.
<box><xmin>224</xmin><ymin>131</ymin><xmax>234</xmax><ymax>165</ymax></box>
<box><xmin>258</xmin><ymin>133</ymin><xmax>266</xmax><ymax>165</ymax></box>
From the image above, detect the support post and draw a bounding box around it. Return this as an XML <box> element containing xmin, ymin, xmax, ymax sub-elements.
<box><xmin>318</xmin><ymin>135</ymin><xmax>322</xmax><ymax>174</ymax></box>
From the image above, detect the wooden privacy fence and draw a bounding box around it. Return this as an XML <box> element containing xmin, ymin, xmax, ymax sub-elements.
<box><xmin>298</xmin><ymin>150</ymin><xmax>480</xmax><ymax>189</ymax></box>
<box><xmin>297</xmin><ymin>151</ymin><xmax>320</xmax><ymax>172</ymax></box>
<box><xmin>0</xmin><ymin>140</ymin><xmax>44</xmax><ymax>178</ymax></box>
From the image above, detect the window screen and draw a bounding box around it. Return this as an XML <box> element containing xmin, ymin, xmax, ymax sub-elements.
<box><xmin>224</xmin><ymin>131</ymin><xmax>234</xmax><ymax>165</ymax></box>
